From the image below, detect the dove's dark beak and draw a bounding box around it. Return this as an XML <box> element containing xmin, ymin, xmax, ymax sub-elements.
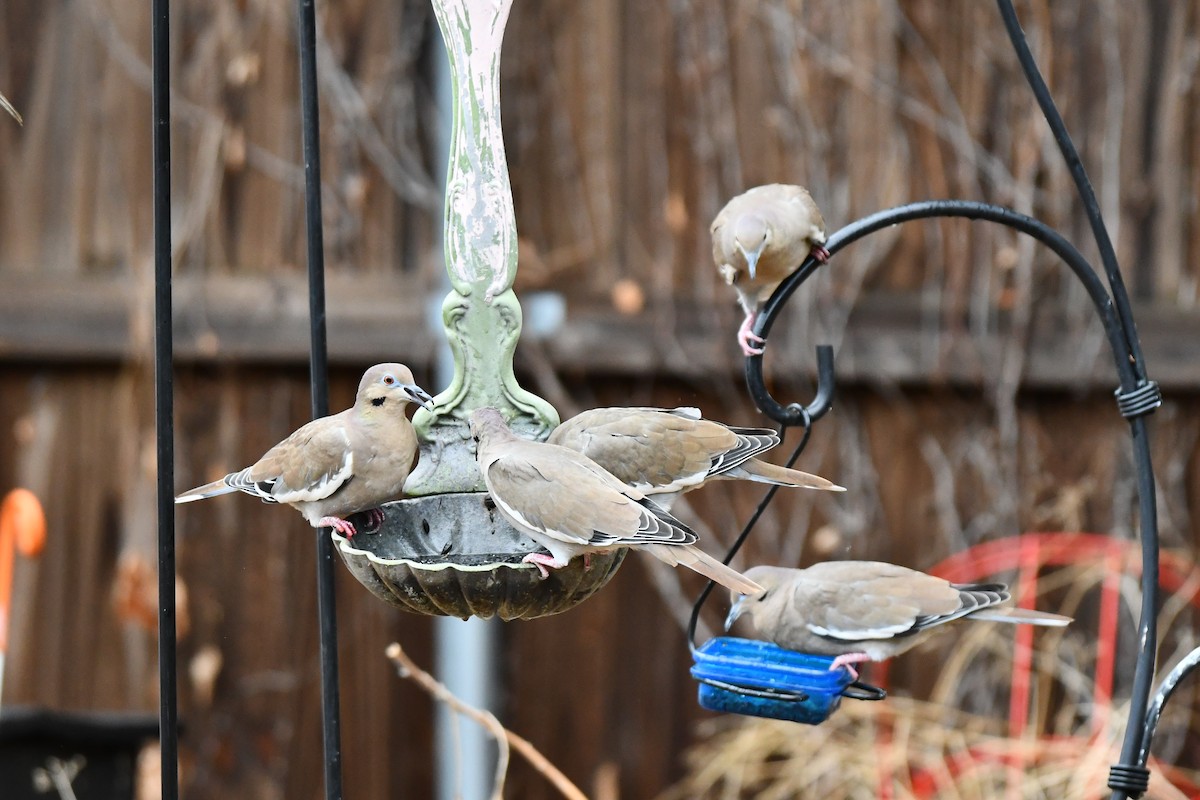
<box><xmin>407</xmin><ymin>385</ymin><xmax>435</xmax><ymax>410</ymax></box>
<box><xmin>740</xmin><ymin>245</ymin><xmax>760</xmax><ymax>281</ymax></box>
<box><xmin>724</xmin><ymin>596</ymin><xmax>747</xmax><ymax>631</ymax></box>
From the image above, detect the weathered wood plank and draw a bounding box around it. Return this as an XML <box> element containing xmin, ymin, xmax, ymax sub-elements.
<box><xmin>0</xmin><ymin>273</ymin><xmax>435</xmax><ymax>364</ymax></box>
<box><xmin>3</xmin><ymin>275</ymin><xmax>1196</xmax><ymax>391</ymax></box>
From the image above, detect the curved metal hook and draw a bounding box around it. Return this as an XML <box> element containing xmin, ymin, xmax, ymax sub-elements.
<box><xmin>1139</xmin><ymin>645</ymin><xmax>1200</xmax><ymax>765</ymax></box>
<box><xmin>745</xmin><ymin>344</ymin><xmax>835</xmax><ymax>426</ymax></box>
<box><xmin>741</xmin><ymin>200</ymin><xmax>1143</xmax><ymax>430</ymax></box>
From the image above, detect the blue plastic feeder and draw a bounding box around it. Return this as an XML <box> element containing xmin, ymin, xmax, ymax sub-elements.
<box><xmin>691</xmin><ymin>637</ymin><xmax>886</xmax><ymax>724</ymax></box>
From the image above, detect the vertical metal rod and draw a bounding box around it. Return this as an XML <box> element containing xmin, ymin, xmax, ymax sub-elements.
<box><xmin>994</xmin><ymin>0</ymin><xmax>1146</xmax><ymax>375</ymax></box>
<box><xmin>295</xmin><ymin>1</ymin><xmax>342</xmax><ymax>798</ymax></box>
<box><xmin>150</xmin><ymin>0</ymin><xmax>179</xmax><ymax>797</ymax></box>
<box><xmin>995</xmin><ymin>4</ymin><xmax>1160</xmax><ymax>795</ymax></box>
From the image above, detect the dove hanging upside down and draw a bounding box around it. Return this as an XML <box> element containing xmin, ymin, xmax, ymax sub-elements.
<box><xmin>712</xmin><ymin>183</ymin><xmax>830</xmax><ymax>356</ymax></box>
<box><xmin>726</xmin><ymin>562</ymin><xmax>1072</xmax><ymax>679</ymax></box>
<box><xmin>470</xmin><ymin>407</ymin><xmax>762</xmax><ymax>595</ymax></box>
<box><xmin>547</xmin><ymin>406</ymin><xmax>843</xmax><ymax>510</ymax></box>
<box><xmin>175</xmin><ymin>363</ymin><xmax>433</xmax><ymax>538</ymax></box>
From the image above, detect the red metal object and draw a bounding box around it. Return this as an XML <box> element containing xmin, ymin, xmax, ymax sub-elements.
<box><xmin>1094</xmin><ymin>545</ymin><xmax>1123</xmax><ymax>727</ymax></box>
<box><xmin>886</xmin><ymin>532</ymin><xmax>1200</xmax><ymax>798</ymax></box>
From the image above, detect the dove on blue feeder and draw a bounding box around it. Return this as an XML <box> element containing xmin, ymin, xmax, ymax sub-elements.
<box><xmin>726</xmin><ymin>562</ymin><xmax>1072</xmax><ymax>679</ymax></box>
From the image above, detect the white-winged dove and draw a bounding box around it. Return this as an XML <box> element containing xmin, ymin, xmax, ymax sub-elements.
<box><xmin>726</xmin><ymin>562</ymin><xmax>1071</xmax><ymax>678</ymax></box>
<box><xmin>712</xmin><ymin>183</ymin><xmax>830</xmax><ymax>355</ymax></box>
<box><xmin>547</xmin><ymin>406</ymin><xmax>843</xmax><ymax>509</ymax></box>
<box><xmin>470</xmin><ymin>407</ymin><xmax>762</xmax><ymax>594</ymax></box>
<box><xmin>176</xmin><ymin>363</ymin><xmax>433</xmax><ymax>537</ymax></box>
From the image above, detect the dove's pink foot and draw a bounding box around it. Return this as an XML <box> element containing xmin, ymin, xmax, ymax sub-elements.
<box><xmin>583</xmin><ymin>553</ymin><xmax>593</xmax><ymax>571</ymax></box>
<box><xmin>362</xmin><ymin>507</ymin><xmax>386</xmax><ymax>533</ymax></box>
<box><xmin>737</xmin><ymin>314</ymin><xmax>765</xmax><ymax>357</ymax></box>
<box><xmin>522</xmin><ymin>552</ymin><xmax>568</xmax><ymax>579</ymax></box>
<box><xmin>829</xmin><ymin>652</ymin><xmax>871</xmax><ymax>680</ymax></box>
<box><xmin>810</xmin><ymin>245</ymin><xmax>830</xmax><ymax>263</ymax></box>
<box><xmin>319</xmin><ymin>516</ymin><xmax>358</xmax><ymax>538</ymax></box>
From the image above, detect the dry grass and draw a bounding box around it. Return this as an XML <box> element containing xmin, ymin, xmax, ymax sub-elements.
<box><xmin>662</xmin><ymin>694</ymin><xmax>1200</xmax><ymax>800</ymax></box>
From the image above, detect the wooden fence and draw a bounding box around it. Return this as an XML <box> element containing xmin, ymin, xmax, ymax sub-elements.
<box><xmin>1</xmin><ymin>1</ymin><xmax>1198</xmax><ymax>797</ymax></box>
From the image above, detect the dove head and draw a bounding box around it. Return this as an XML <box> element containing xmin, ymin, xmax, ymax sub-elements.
<box><xmin>733</xmin><ymin>214</ymin><xmax>770</xmax><ymax>280</ymax></box>
<box><xmin>357</xmin><ymin>363</ymin><xmax>434</xmax><ymax>417</ymax></box>
<box><xmin>468</xmin><ymin>407</ymin><xmax>513</xmax><ymax>444</ymax></box>
<box><xmin>469</xmin><ymin>408</ymin><xmax>526</xmax><ymax>464</ymax></box>
<box><xmin>724</xmin><ymin>565</ymin><xmax>790</xmax><ymax>635</ymax></box>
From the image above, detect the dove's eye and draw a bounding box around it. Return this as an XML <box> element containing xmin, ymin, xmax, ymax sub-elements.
<box><xmin>382</xmin><ymin>374</ymin><xmax>396</xmax><ymax>385</ymax></box>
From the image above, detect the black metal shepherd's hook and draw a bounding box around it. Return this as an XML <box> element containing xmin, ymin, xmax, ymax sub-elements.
<box><xmin>151</xmin><ymin>0</ymin><xmax>179</xmax><ymax>798</ymax></box>
<box><xmin>732</xmin><ymin>4</ymin><xmax>1165</xmax><ymax>797</ymax></box>
<box><xmin>995</xmin><ymin>4</ymin><xmax>1160</xmax><ymax>797</ymax></box>
<box><xmin>295</xmin><ymin>0</ymin><xmax>345</xmax><ymax>797</ymax></box>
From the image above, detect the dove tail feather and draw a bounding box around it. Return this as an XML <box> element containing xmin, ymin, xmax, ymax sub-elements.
<box><xmin>641</xmin><ymin>544</ymin><xmax>763</xmax><ymax>595</ymax></box>
<box><xmin>730</xmin><ymin>460</ymin><xmax>845</xmax><ymax>492</ymax></box>
<box><xmin>174</xmin><ymin>479</ymin><xmax>238</xmax><ymax>504</ymax></box>
<box><xmin>970</xmin><ymin>607</ymin><xmax>1073</xmax><ymax>627</ymax></box>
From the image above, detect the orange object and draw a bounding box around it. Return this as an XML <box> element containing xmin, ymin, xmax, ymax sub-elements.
<box><xmin>2</xmin><ymin>488</ymin><xmax>47</xmax><ymax>557</ymax></box>
<box><xmin>0</xmin><ymin>488</ymin><xmax>47</xmax><ymax>652</ymax></box>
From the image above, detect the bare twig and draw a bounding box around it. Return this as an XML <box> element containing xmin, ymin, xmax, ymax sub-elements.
<box><xmin>385</xmin><ymin>642</ymin><xmax>588</xmax><ymax>800</ymax></box>
<box><xmin>0</xmin><ymin>90</ymin><xmax>21</xmax><ymax>125</ymax></box>
<box><xmin>761</xmin><ymin>3</ymin><xmax>1026</xmax><ymax>204</ymax></box>
<box><xmin>313</xmin><ymin>21</ymin><xmax>440</xmax><ymax>209</ymax></box>
<box><xmin>80</xmin><ymin>0</ymin><xmax>312</xmax><ymax>194</ymax></box>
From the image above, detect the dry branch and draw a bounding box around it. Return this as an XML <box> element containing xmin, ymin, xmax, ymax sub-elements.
<box><xmin>385</xmin><ymin>642</ymin><xmax>588</xmax><ymax>800</ymax></box>
<box><xmin>0</xmin><ymin>90</ymin><xmax>21</xmax><ymax>125</ymax></box>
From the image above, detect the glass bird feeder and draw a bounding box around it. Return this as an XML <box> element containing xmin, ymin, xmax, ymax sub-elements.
<box><xmin>332</xmin><ymin>0</ymin><xmax>625</xmax><ymax>620</ymax></box>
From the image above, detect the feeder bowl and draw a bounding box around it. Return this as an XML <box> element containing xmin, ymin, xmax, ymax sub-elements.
<box><xmin>691</xmin><ymin>637</ymin><xmax>885</xmax><ymax>725</ymax></box>
<box><xmin>333</xmin><ymin>492</ymin><xmax>625</xmax><ymax>620</ymax></box>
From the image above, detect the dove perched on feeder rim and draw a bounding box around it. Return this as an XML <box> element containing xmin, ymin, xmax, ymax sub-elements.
<box><xmin>470</xmin><ymin>407</ymin><xmax>762</xmax><ymax>595</ymax></box>
<box><xmin>725</xmin><ymin>562</ymin><xmax>1072</xmax><ymax>679</ymax></box>
<box><xmin>175</xmin><ymin>363</ymin><xmax>433</xmax><ymax>538</ymax></box>
<box><xmin>712</xmin><ymin>183</ymin><xmax>830</xmax><ymax>356</ymax></box>
<box><xmin>547</xmin><ymin>406</ymin><xmax>844</xmax><ymax>510</ymax></box>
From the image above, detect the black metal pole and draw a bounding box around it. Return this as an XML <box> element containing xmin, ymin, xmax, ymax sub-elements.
<box><xmin>295</xmin><ymin>1</ymin><xmax>342</xmax><ymax>798</ymax></box>
<box><xmin>151</xmin><ymin>0</ymin><xmax>179</xmax><ymax>797</ymax></box>
<box><xmin>995</xmin><ymin>0</ymin><xmax>1147</xmax><ymax>376</ymax></box>
<box><xmin>993</xmin><ymin>6</ymin><xmax>1160</xmax><ymax>796</ymax></box>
